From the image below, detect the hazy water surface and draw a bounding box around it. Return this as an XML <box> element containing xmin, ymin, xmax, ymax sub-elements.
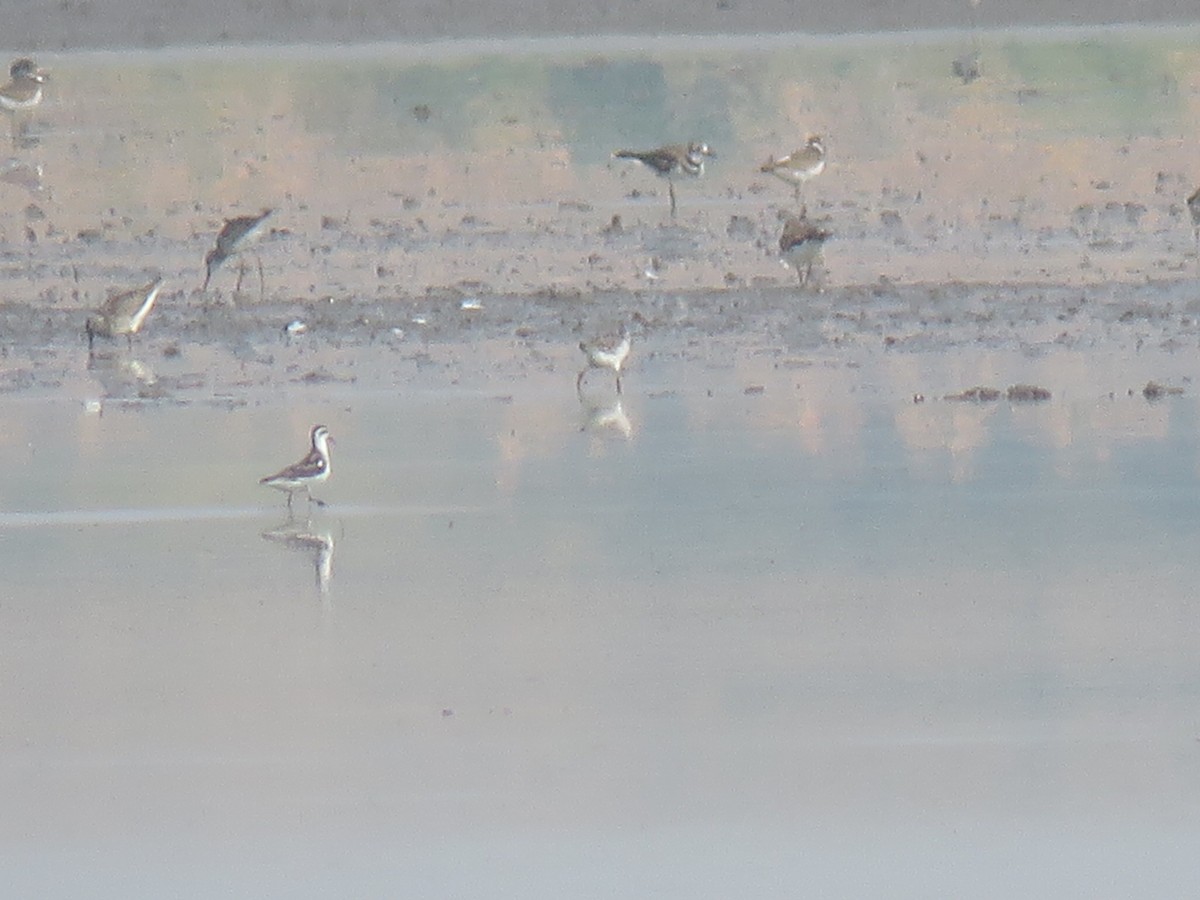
<box><xmin>4</xmin><ymin>338</ymin><xmax>1200</xmax><ymax>897</ymax></box>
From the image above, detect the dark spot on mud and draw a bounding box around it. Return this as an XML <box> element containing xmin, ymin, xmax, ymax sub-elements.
<box><xmin>945</xmin><ymin>386</ymin><xmax>1002</xmax><ymax>402</ymax></box>
<box><xmin>1143</xmin><ymin>380</ymin><xmax>1184</xmax><ymax>400</ymax></box>
<box><xmin>1006</xmin><ymin>384</ymin><xmax>1051</xmax><ymax>402</ymax></box>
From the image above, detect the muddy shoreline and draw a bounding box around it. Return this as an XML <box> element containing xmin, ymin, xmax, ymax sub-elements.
<box><xmin>4</xmin><ymin>0</ymin><xmax>1200</xmax><ymax>53</ymax></box>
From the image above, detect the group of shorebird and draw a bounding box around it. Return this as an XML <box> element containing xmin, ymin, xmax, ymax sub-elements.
<box><xmin>614</xmin><ymin>134</ymin><xmax>831</xmax><ymax>286</ymax></box>
<box><xmin>2</xmin><ymin>52</ymin><xmax>840</xmax><ymax>510</ymax></box>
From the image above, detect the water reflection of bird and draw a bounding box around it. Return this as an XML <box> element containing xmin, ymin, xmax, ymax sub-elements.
<box><xmin>760</xmin><ymin>135</ymin><xmax>825</xmax><ymax>203</ymax></box>
<box><xmin>86</xmin><ymin>278</ymin><xmax>164</xmax><ymax>351</ymax></box>
<box><xmin>613</xmin><ymin>142</ymin><xmax>714</xmax><ymax>217</ymax></box>
<box><xmin>581</xmin><ymin>396</ymin><xmax>633</xmax><ymax>440</ymax></box>
<box><xmin>260</xmin><ymin>424</ymin><xmax>334</xmax><ymax>511</ymax></box>
<box><xmin>0</xmin><ymin>157</ymin><xmax>43</xmax><ymax>192</ymax></box>
<box><xmin>261</xmin><ymin>518</ymin><xmax>335</xmax><ymax>595</ymax></box>
<box><xmin>86</xmin><ymin>353</ymin><xmax>164</xmax><ymax>401</ymax></box>
<box><xmin>577</xmin><ymin>324</ymin><xmax>631</xmax><ymax>394</ymax></box>
<box><xmin>779</xmin><ymin>211</ymin><xmax>830</xmax><ymax>288</ymax></box>
<box><xmin>1</xmin><ymin>58</ymin><xmax>48</xmax><ymax>147</ymax></box>
<box><xmin>202</xmin><ymin>208</ymin><xmax>274</xmax><ymax>299</ymax></box>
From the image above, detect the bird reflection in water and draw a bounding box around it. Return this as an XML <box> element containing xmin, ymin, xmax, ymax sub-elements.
<box><xmin>578</xmin><ymin>398</ymin><xmax>633</xmax><ymax>441</ymax></box>
<box><xmin>86</xmin><ymin>352</ymin><xmax>166</xmax><ymax>406</ymax></box>
<box><xmin>261</xmin><ymin>517</ymin><xmax>336</xmax><ymax>597</ymax></box>
<box><xmin>0</xmin><ymin>157</ymin><xmax>43</xmax><ymax>193</ymax></box>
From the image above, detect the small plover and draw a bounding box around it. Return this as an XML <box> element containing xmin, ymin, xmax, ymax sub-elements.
<box><xmin>202</xmin><ymin>208</ymin><xmax>274</xmax><ymax>298</ymax></box>
<box><xmin>760</xmin><ymin>135</ymin><xmax>825</xmax><ymax>203</ymax></box>
<box><xmin>779</xmin><ymin>212</ymin><xmax>830</xmax><ymax>288</ymax></box>
<box><xmin>0</xmin><ymin>58</ymin><xmax>48</xmax><ymax>113</ymax></box>
<box><xmin>260</xmin><ymin>424</ymin><xmax>334</xmax><ymax>511</ymax></box>
<box><xmin>85</xmin><ymin>278</ymin><xmax>164</xmax><ymax>351</ymax></box>
<box><xmin>1</xmin><ymin>58</ymin><xmax>49</xmax><ymax>146</ymax></box>
<box><xmin>613</xmin><ymin>142</ymin><xmax>714</xmax><ymax>217</ymax></box>
<box><xmin>578</xmin><ymin>325</ymin><xmax>632</xmax><ymax>394</ymax></box>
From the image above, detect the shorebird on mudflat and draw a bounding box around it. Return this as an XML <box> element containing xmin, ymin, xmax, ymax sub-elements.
<box><xmin>613</xmin><ymin>142</ymin><xmax>714</xmax><ymax>217</ymax></box>
<box><xmin>202</xmin><ymin>208</ymin><xmax>274</xmax><ymax>299</ymax></box>
<box><xmin>760</xmin><ymin>135</ymin><xmax>825</xmax><ymax>203</ymax></box>
<box><xmin>577</xmin><ymin>324</ymin><xmax>632</xmax><ymax>394</ymax></box>
<box><xmin>779</xmin><ymin>211</ymin><xmax>830</xmax><ymax>288</ymax></box>
<box><xmin>260</xmin><ymin>424</ymin><xmax>334</xmax><ymax>511</ymax></box>
<box><xmin>1</xmin><ymin>58</ymin><xmax>49</xmax><ymax>145</ymax></box>
<box><xmin>85</xmin><ymin>278</ymin><xmax>164</xmax><ymax>351</ymax></box>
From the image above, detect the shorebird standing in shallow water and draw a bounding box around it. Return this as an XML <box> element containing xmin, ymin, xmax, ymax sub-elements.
<box><xmin>760</xmin><ymin>135</ymin><xmax>825</xmax><ymax>204</ymax></box>
<box><xmin>85</xmin><ymin>278</ymin><xmax>164</xmax><ymax>351</ymax></box>
<box><xmin>613</xmin><ymin>142</ymin><xmax>714</xmax><ymax>217</ymax></box>
<box><xmin>202</xmin><ymin>208</ymin><xmax>274</xmax><ymax>299</ymax></box>
<box><xmin>578</xmin><ymin>325</ymin><xmax>632</xmax><ymax>394</ymax></box>
<box><xmin>260</xmin><ymin>424</ymin><xmax>334</xmax><ymax>512</ymax></box>
<box><xmin>1187</xmin><ymin>186</ymin><xmax>1200</xmax><ymax>262</ymax></box>
<box><xmin>0</xmin><ymin>58</ymin><xmax>49</xmax><ymax>145</ymax></box>
<box><xmin>779</xmin><ymin>211</ymin><xmax>830</xmax><ymax>288</ymax></box>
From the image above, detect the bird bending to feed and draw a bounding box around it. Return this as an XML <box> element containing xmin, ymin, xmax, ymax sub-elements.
<box><xmin>613</xmin><ymin>142</ymin><xmax>714</xmax><ymax>217</ymax></box>
<box><xmin>760</xmin><ymin>135</ymin><xmax>825</xmax><ymax>203</ymax></box>
<box><xmin>1</xmin><ymin>57</ymin><xmax>49</xmax><ymax>146</ymax></box>
<box><xmin>779</xmin><ymin>213</ymin><xmax>830</xmax><ymax>288</ymax></box>
<box><xmin>202</xmin><ymin>208</ymin><xmax>274</xmax><ymax>298</ymax></box>
<box><xmin>260</xmin><ymin>424</ymin><xmax>334</xmax><ymax>511</ymax></box>
<box><xmin>578</xmin><ymin>325</ymin><xmax>632</xmax><ymax>394</ymax></box>
<box><xmin>86</xmin><ymin>278</ymin><xmax>164</xmax><ymax>350</ymax></box>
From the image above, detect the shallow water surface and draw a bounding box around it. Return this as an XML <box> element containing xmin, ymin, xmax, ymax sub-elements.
<box><xmin>3</xmin><ymin>340</ymin><xmax>1200</xmax><ymax>896</ymax></box>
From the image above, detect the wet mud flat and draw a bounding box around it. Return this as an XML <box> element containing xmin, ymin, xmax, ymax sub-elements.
<box><xmin>4</xmin><ymin>275</ymin><xmax>1200</xmax><ymax>405</ymax></box>
<box><xmin>3</xmin><ymin>28</ymin><xmax>1200</xmax><ymax>401</ymax></box>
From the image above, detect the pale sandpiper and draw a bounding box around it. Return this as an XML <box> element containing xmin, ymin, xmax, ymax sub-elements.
<box><xmin>578</xmin><ymin>324</ymin><xmax>632</xmax><ymax>394</ymax></box>
<box><xmin>760</xmin><ymin>135</ymin><xmax>825</xmax><ymax>204</ymax></box>
<box><xmin>85</xmin><ymin>278</ymin><xmax>164</xmax><ymax>351</ymax></box>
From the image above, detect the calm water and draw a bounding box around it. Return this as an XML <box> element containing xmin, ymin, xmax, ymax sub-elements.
<box><xmin>3</xmin><ymin>335</ymin><xmax>1200</xmax><ymax>897</ymax></box>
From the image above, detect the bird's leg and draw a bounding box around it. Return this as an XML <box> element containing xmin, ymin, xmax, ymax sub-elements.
<box><xmin>235</xmin><ymin>258</ymin><xmax>246</xmax><ymax>295</ymax></box>
<box><xmin>576</xmin><ymin>369</ymin><xmax>588</xmax><ymax>394</ymax></box>
<box><xmin>256</xmin><ymin>254</ymin><xmax>266</xmax><ymax>302</ymax></box>
<box><xmin>286</xmin><ymin>491</ymin><xmax>295</xmax><ymax>512</ymax></box>
<box><xmin>615</xmin><ymin>373</ymin><xmax>623</xmax><ymax>395</ymax></box>
<box><xmin>668</xmin><ymin>179</ymin><xmax>677</xmax><ymax>218</ymax></box>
